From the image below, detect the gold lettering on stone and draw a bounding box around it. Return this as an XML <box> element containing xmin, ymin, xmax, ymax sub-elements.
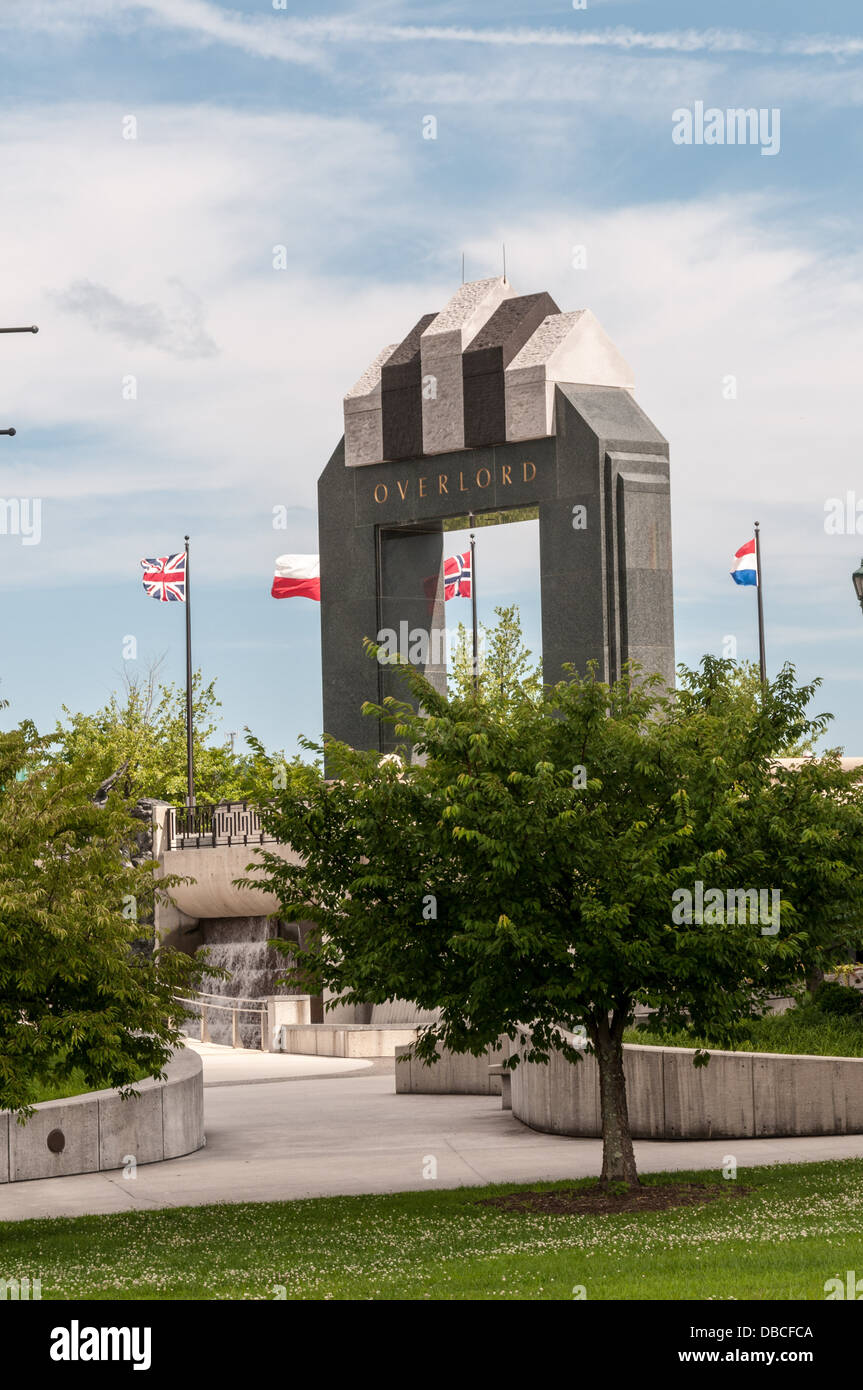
<box><xmin>374</xmin><ymin>460</ymin><xmax>535</xmax><ymax>506</ymax></box>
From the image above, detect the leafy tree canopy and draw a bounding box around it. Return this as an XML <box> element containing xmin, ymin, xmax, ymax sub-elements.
<box><xmin>52</xmin><ymin>661</ymin><xmax>277</xmax><ymax>805</ymax></box>
<box><xmin>728</xmin><ymin>659</ymin><xmax>825</xmax><ymax>756</ymax></box>
<box><xmin>0</xmin><ymin>708</ymin><xmax>215</xmax><ymax>1116</ymax></box>
<box><xmin>449</xmin><ymin>604</ymin><xmax>542</xmax><ymax>707</ymax></box>
<box><xmin>247</xmin><ymin>642</ymin><xmax>863</xmax><ymax>1186</ymax></box>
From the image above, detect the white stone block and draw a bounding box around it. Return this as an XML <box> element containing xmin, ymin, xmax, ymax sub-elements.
<box><xmin>343</xmin><ymin>343</ymin><xmax>398</xmax><ymax>467</ymax></box>
<box><xmin>505</xmin><ymin>309</ymin><xmax>635</xmax><ymax>441</ymax></box>
<box><xmin>421</xmin><ymin>277</ymin><xmax>514</xmax><ymax>455</ymax></box>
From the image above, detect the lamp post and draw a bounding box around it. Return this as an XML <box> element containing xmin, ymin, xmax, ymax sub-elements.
<box><xmin>1</xmin><ymin>325</ymin><xmax>38</xmax><ymax>435</ymax></box>
<box><xmin>852</xmin><ymin>559</ymin><xmax>863</xmax><ymax>614</ymax></box>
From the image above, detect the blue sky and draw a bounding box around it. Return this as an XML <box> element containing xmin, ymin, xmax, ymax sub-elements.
<box><xmin>2</xmin><ymin>0</ymin><xmax>863</xmax><ymax>760</ymax></box>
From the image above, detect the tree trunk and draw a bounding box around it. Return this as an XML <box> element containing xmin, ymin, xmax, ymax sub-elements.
<box><xmin>594</xmin><ymin>1011</ymin><xmax>640</xmax><ymax>1188</ymax></box>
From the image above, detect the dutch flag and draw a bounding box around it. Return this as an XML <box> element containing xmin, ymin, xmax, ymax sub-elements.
<box><xmin>730</xmin><ymin>539</ymin><xmax>758</xmax><ymax>587</ymax></box>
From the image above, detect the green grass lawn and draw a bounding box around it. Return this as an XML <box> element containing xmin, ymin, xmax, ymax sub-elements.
<box><xmin>625</xmin><ymin>1004</ymin><xmax>863</xmax><ymax>1057</ymax></box>
<box><xmin>3</xmin><ymin>1159</ymin><xmax>863</xmax><ymax>1300</ymax></box>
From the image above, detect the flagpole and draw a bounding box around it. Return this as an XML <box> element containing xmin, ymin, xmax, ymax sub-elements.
<box><xmin>469</xmin><ymin>512</ymin><xmax>478</xmax><ymax>694</ymax></box>
<box><xmin>184</xmin><ymin>534</ymin><xmax>195</xmax><ymax>808</ymax></box>
<box><xmin>754</xmin><ymin>520</ymin><xmax>767</xmax><ymax>687</ymax></box>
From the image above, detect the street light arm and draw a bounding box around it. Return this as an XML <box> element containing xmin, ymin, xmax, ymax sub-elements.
<box><xmin>0</xmin><ymin>323</ymin><xmax>38</xmax><ymax>435</ymax></box>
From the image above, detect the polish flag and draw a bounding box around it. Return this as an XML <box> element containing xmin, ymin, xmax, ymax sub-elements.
<box><xmin>271</xmin><ymin>554</ymin><xmax>320</xmax><ymax>601</ymax></box>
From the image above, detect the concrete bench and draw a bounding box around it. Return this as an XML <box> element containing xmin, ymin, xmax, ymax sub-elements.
<box><xmin>488</xmin><ymin>1063</ymin><xmax>512</xmax><ymax>1110</ymax></box>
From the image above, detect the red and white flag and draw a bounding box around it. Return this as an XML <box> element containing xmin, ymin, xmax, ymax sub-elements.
<box><xmin>271</xmin><ymin>554</ymin><xmax>320</xmax><ymax>601</ymax></box>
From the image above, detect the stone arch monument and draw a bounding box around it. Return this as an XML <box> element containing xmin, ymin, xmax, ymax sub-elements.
<box><xmin>318</xmin><ymin>277</ymin><xmax>673</xmax><ymax>753</ymax></box>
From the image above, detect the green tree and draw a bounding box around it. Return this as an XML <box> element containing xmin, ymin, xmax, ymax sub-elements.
<box><xmin>449</xmin><ymin>604</ymin><xmax>542</xmax><ymax>705</ymax></box>
<box><xmin>53</xmin><ymin>663</ymin><xmax>270</xmax><ymax>804</ymax></box>
<box><xmin>0</xmin><ymin>711</ymin><xmax>213</xmax><ymax>1116</ymax></box>
<box><xmin>248</xmin><ymin>656</ymin><xmax>863</xmax><ymax>1188</ymax></box>
<box><xmin>729</xmin><ymin>659</ymin><xmax>824</xmax><ymax>755</ymax></box>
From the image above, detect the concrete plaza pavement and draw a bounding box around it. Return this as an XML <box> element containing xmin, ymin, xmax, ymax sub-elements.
<box><xmin>2</xmin><ymin>1043</ymin><xmax>863</xmax><ymax>1222</ymax></box>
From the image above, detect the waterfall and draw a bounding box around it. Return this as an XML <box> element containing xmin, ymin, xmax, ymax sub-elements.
<box><xmin>185</xmin><ymin>916</ymin><xmax>296</xmax><ymax>1048</ymax></box>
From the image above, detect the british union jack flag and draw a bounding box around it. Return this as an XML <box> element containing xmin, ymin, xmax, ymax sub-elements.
<box><xmin>443</xmin><ymin>549</ymin><xmax>471</xmax><ymax>600</ymax></box>
<box><xmin>140</xmin><ymin>552</ymin><xmax>186</xmax><ymax>602</ymax></box>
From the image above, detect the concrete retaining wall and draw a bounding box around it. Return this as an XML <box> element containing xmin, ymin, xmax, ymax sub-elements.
<box><xmin>0</xmin><ymin>1045</ymin><xmax>204</xmax><ymax>1183</ymax></box>
<box><xmin>510</xmin><ymin>1038</ymin><xmax>863</xmax><ymax>1140</ymax></box>
<box><xmin>157</xmin><ymin>842</ymin><xmax>300</xmax><ymax>920</ymax></box>
<box><xmin>369</xmin><ymin>1000</ymin><xmax>441</xmax><ymax>1027</ymax></box>
<box><xmin>278</xmin><ymin>1024</ymin><xmax>419</xmax><ymax>1058</ymax></box>
<box><xmin>394</xmin><ymin>1041</ymin><xmax>510</xmax><ymax>1094</ymax></box>
<box><xmin>321</xmin><ymin>994</ymin><xmax>441</xmax><ymax>1027</ymax></box>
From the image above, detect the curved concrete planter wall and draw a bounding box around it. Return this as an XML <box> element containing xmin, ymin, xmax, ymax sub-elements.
<box><xmin>512</xmin><ymin>1039</ymin><xmax>863</xmax><ymax>1140</ymax></box>
<box><xmin>0</xmin><ymin>1046</ymin><xmax>204</xmax><ymax>1183</ymax></box>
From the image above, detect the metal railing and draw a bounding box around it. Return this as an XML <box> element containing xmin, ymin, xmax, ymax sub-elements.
<box><xmin>175</xmin><ymin>990</ymin><xmax>269</xmax><ymax>1050</ymax></box>
<box><xmin>166</xmin><ymin>801</ymin><xmax>281</xmax><ymax>850</ymax></box>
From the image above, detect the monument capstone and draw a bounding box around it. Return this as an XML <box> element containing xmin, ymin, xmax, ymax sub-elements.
<box><xmin>318</xmin><ymin>277</ymin><xmax>674</xmax><ymax>753</ymax></box>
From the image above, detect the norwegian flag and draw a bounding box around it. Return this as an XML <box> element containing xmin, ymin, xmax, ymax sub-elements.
<box><xmin>444</xmin><ymin>550</ymin><xmax>471</xmax><ymax>600</ymax></box>
<box><xmin>141</xmin><ymin>552</ymin><xmax>187</xmax><ymax>602</ymax></box>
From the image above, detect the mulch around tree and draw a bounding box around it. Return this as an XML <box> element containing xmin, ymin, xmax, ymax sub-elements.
<box><xmin>477</xmin><ymin>1182</ymin><xmax>752</xmax><ymax>1216</ymax></box>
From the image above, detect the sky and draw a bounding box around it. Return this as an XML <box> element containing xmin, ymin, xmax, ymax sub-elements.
<box><xmin>1</xmin><ymin>0</ymin><xmax>863</xmax><ymax>760</ymax></box>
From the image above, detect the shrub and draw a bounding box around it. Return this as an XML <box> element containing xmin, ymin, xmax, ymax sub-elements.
<box><xmin>813</xmin><ymin>981</ymin><xmax>863</xmax><ymax>1019</ymax></box>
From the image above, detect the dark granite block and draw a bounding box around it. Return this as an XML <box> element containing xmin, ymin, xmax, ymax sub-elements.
<box><xmin>351</xmin><ymin>438</ymin><xmax>556</xmax><ymax>529</ymax></box>
<box><xmin>463</xmin><ymin>292</ymin><xmax>559</xmax><ymax>448</ymax></box>
<box><xmin>381</xmin><ymin>312</ymin><xmax>438</xmax><ymax>462</ymax></box>
<box><xmin>615</xmin><ymin>469</ymin><xmax>675</xmax><ymax>688</ymax></box>
<box><xmin>379</xmin><ymin>525</ymin><xmax>446</xmax><ymax>752</ymax></box>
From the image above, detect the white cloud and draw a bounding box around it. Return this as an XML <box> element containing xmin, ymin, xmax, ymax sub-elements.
<box><xmin>1</xmin><ymin>100</ymin><xmax>862</xmax><ymax>631</ymax></box>
<box><xmin>55</xmin><ymin>279</ymin><xmax>219</xmax><ymax>359</ymax></box>
<box><xmin>784</xmin><ymin>34</ymin><xmax>863</xmax><ymax>58</ymax></box>
<box><xmin>384</xmin><ymin>52</ymin><xmax>720</xmax><ymax>111</ymax></box>
<box><xmin>2</xmin><ymin>0</ymin><xmax>328</xmax><ymax>66</ymax></box>
<box><xmin>456</xmin><ymin>199</ymin><xmax>863</xmax><ymax>599</ymax></box>
<box><xmin>5</xmin><ymin>1</ymin><xmax>863</xmax><ymax>64</ymax></box>
<box><xmin>282</xmin><ymin>20</ymin><xmax>767</xmax><ymax>55</ymax></box>
<box><xmin>0</xmin><ymin>103</ymin><xmax>415</xmax><ymax>509</ymax></box>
